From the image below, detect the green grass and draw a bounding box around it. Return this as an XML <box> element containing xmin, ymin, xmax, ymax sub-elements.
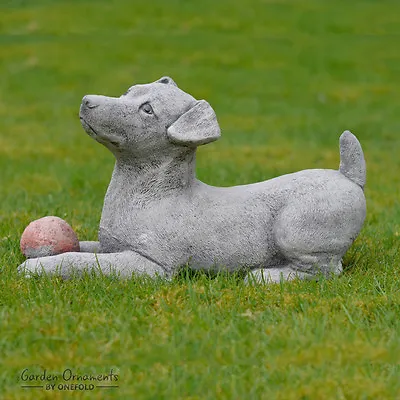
<box><xmin>1</xmin><ymin>0</ymin><xmax>400</xmax><ymax>398</ymax></box>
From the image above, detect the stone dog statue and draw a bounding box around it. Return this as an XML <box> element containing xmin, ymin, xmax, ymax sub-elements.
<box><xmin>18</xmin><ymin>77</ymin><xmax>366</xmax><ymax>283</ymax></box>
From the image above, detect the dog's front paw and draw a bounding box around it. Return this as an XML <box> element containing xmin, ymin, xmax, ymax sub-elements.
<box><xmin>18</xmin><ymin>258</ymin><xmax>42</xmax><ymax>277</ymax></box>
<box><xmin>18</xmin><ymin>257</ymin><xmax>53</xmax><ymax>277</ymax></box>
<box><xmin>17</xmin><ymin>255</ymin><xmax>63</xmax><ymax>277</ymax></box>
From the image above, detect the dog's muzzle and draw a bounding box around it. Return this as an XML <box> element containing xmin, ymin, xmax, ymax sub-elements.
<box><xmin>79</xmin><ymin>96</ymin><xmax>101</xmax><ymax>136</ymax></box>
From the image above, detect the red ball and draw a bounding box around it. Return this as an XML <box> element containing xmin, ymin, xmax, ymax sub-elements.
<box><xmin>20</xmin><ymin>216</ymin><xmax>80</xmax><ymax>258</ymax></box>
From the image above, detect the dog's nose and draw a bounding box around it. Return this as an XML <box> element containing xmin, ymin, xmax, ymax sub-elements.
<box><xmin>82</xmin><ymin>95</ymin><xmax>99</xmax><ymax>109</ymax></box>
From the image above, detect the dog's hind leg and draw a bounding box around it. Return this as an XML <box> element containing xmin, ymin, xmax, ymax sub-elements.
<box><xmin>274</xmin><ymin>220</ymin><xmax>345</xmax><ymax>281</ymax></box>
<box><xmin>244</xmin><ymin>258</ymin><xmax>343</xmax><ymax>284</ymax></box>
<box><xmin>272</xmin><ymin>189</ymin><xmax>362</xmax><ymax>280</ymax></box>
<box><xmin>244</xmin><ymin>266</ymin><xmax>315</xmax><ymax>284</ymax></box>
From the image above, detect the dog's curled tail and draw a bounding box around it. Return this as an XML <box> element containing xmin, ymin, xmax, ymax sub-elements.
<box><xmin>339</xmin><ymin>130</ymin><xmax>366</xmax><ymax>189</ymax></box>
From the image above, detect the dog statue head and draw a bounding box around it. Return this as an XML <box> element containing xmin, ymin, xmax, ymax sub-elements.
<box><xmin>79</xmin><ymin>77</ymin><xmax>221</xmax><ymax>159</ymax></box>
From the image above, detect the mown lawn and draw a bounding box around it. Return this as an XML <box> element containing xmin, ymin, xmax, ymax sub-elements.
<box><xmin>1</xmin><ymin>0</ymin><xmax>400</xmax><ymax>398</ymax></box>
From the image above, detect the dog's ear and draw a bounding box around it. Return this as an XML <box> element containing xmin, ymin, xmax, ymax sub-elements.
<box><xmin>156</xmin><ymin>76</ymin><xmax>177</xmax><ymax>87</ymax></box>
<box><xmin>167</xmin><ymin>100</ymin><xmax>221</xmax><ymax>147</ymax></box>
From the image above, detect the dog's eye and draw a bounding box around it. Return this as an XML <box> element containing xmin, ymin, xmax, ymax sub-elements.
<box><xmin>140</xmin><ymin>103</ymin><xmax>154</xmax><ymax>115</ymax></box>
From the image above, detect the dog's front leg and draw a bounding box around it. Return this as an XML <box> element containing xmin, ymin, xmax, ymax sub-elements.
<box><xmin>79</xmin><ymin>241</ymin><xmax>101</xmax><ymax>253</ymax></box>
<box><xmin>17</xmin><ymin>251</ymin><xmax>168</xmax><ymax>279</ymax></box>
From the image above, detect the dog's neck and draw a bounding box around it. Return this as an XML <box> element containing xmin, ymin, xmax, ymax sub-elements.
<box><xmin>109</xmin><ymin>148</ymin><xmax>197</xmax><ymax>204</ymax></box>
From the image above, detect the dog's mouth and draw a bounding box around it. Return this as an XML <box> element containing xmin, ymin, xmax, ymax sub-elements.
<box><xmin>80</xmin><ymin>116</ymin><xmax>98</xmax><ymax>137</ymax></box>
<box><xmin>79</xmin><ymin>116</ymin><xmax>122</xmax><ymax>149</ymax></box>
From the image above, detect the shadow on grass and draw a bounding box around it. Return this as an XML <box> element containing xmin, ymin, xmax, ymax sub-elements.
<box><xmin>174</xmin><ymin>264</ymin><xmax>247</xmax><ymax>286</ymax></box>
